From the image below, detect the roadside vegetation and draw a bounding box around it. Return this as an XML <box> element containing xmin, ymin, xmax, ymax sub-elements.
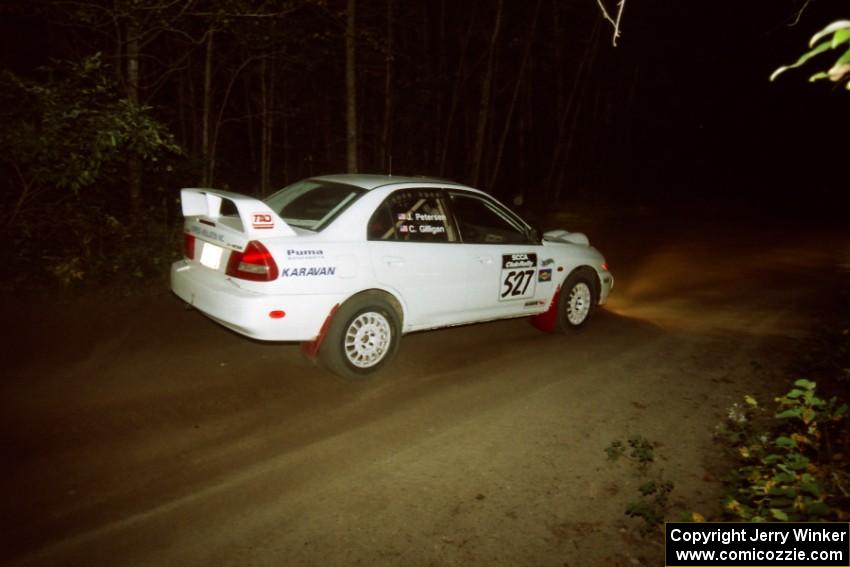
<box><xmin>713</xmin><ymin>281</ymin><xmax>850</xmax><ymax>524</ymax></box>
<box><xmin>606</xmin><ymin>281</ymin><xmax>850</xmax><ymax>537</ymax></box>
<box><xmin>605</xmin><ymin>435</ymin><xmax>675</xmax><ymax>536</ymax></box>
<box><xmin>716</xmin><ymin>379</ymin><xmax>849</xmax><ymax>522</ymax></box>
<box><xmin>0</xmin><ymin>54</ymin><xmax>184</xmax><ymax>288</ymax></box>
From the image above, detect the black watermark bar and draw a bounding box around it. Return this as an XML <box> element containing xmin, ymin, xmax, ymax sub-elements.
<box><xmin>665</xmin><ymin>522</ymin><xmax>849</xmax><ymax>567</ymax></box>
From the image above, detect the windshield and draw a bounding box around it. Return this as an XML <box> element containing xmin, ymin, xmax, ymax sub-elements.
<box><xmin>264</xmin><ymin>179</ymin><xmax>366</xmax><ymax>231</ymax></box>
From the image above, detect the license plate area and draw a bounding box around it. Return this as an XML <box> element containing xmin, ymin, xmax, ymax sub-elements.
<box><xmin>199</xmin><ymin>242</ymin><xmax>223</xmax><ymax>270</ymax></box>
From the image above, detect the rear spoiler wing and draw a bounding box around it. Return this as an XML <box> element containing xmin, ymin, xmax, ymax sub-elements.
<box><xmin>180</xmin><ymin>188</ymin><xmax>296</xmax><ymax>237</ymax></box>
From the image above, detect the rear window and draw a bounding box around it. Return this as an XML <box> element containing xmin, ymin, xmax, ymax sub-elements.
<box><xmin>265</xmin><ymin>180</ymin><xmax>365</xmax><ymax>231</ymax></box>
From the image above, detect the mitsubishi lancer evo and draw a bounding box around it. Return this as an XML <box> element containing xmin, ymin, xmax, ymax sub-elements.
<box><xmin>171</xmin><ymin>174</ymin><xmax>613</xmax><ymax>379</ymax></box>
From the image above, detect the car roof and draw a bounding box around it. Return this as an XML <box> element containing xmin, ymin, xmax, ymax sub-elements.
<box><xmin>309</xmin><ymin>173</ymin><xmax>471</xmax><ymax>191</ymax></box>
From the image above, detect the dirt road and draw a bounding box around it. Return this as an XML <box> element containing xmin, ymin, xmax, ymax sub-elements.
<box><xmin>2</xmin><ymin>220</ymin><xmax>847</xmax><ymax>566</ymax></box>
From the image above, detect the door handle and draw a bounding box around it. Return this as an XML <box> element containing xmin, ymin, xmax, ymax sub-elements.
<box><xmin>477</xmin><ymin>255</ymin><xmax>493</xmax><ymax>265</ymax></box>
<box><xmin>383</xmin><ymin>256</ymin><xmax>405</xmax><ymax>268</ymax></box>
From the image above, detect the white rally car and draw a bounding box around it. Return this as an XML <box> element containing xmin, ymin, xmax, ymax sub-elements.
<box><xmin>171</xmin><ymin>174</ymin><xmax>613</xmax><ymax>378</ymax></box>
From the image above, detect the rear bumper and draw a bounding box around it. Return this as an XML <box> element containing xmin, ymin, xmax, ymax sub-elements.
<box><xmin>170</xmin><ymin>260</ymin><xmax>343</xmax><ymax>341</ymax></box>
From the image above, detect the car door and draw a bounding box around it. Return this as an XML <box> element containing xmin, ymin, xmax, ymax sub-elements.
<box><xmin>447</xmin><ymin>191</ymin><xmax>551</xmax><ymax>319</ymax></box>
<box><xmin>367</xmin><ymin>188</ymin><xmax>471</xmax><ymax>330</ymax></box>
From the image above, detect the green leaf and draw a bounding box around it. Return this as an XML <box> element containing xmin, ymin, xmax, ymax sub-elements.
<box><xmin>786</xmin><ymin>454</ymin><xmax>811</xmax><ymax>470</ymax></box>
<box><xmin>809</xmin><ymin>20</ymin><xmax>850</xmax><ymax>48</ymax></box>
<box><xmin>770</xmin><ymin>508</ymin><xmax>789</xmax><ymax>521</ymax></box>
<box><xmin>776</xmin><ymin>408</ymin><xmax>802</xmax><ymax>419</ymax></box>
<box><xmin>776</xmin><ymin>463</ymin><xmax>793</xmax><ymax>476</ymax></box>
<box><xmin>775</xmin><ymin>436</ymin><xmax>797</xmax><ymax>448</ymax></box>
<box><xmin>771</xmin><ymin>42</ymin><xmax>832</xmax><ymax>81</ymax></box>
<box><xmin>786</xmin><ymin>389</ymin><xmax>805</xmax><ymax>399</ymax></box>
<box><xmin>804</xmin><ymin>501</ymin><xmax>831</xmax><ymax>516</ymax></box>
<box><xmin>773</xmin><ymin>472</ymin><xmax>796</xmax><ymax>483</ymax></box>
<box><xmin>832</xmin><ymin>28</ymin><xmax>850</xmax><ymax>48</ymax></box>
<box><xmin>769</xmin><ymin>486</ymin><xmax>796</xmax><ymax>497</ymax></box>
<box><xmin>793</xmin><ymin>379</ymin><xmax>816</xmax><ymax>390</ymax></box>
<box><xmin>802</xmin><ymin>408</ymin><xmax>816</xmax><ymax>424</ymax></box>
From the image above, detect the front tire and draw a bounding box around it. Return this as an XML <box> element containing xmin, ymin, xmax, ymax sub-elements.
<box><xmin>318</xmin><ymin>293</ymin><xmax>401</xmax><ymax>379</ymax></box>
<box><xmin>555</xmin><ymin>269</ymin><xmax>598</xmax><ymax>332</ymax></box>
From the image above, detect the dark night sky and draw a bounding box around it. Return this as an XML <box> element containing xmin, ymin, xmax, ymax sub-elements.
<box><xmin>585</xmin><ymin>0</ymin><xmax>844</xmax><ymax>207</ymax></box>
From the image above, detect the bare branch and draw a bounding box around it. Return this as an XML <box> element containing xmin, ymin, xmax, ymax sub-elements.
<box><xmin>595</xmin><ymin>0</ymin><xmax>626</xmax><ymax>46</ymax></box>
<box><xmin>788</xmin><ymin>0</ymin><xmax>813</xmax><ymax>27</ymax></box>
<box><xmin>138</xmin><ymin>0</ymin><xmax>197</xmax><ymax>50</ymax></box>
<box><xmin>185</xmin><ymin>7</ymin><xmax>305</xmax><ymax>19</ymax></box>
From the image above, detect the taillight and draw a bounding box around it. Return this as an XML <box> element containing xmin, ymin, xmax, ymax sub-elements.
<box><xmin>226</xmin><ymin>241</ymin><xmax>279</xmax><ymax>281</ymax></box>
<box><xmin>184</xmin><ymin>233</ymin><xmax>196</xmax><ymax>259</ymax></box>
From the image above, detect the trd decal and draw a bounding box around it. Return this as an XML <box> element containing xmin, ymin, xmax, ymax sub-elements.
<box><xmin>252</xmin><ymin>213</ymin><xmax>274</xmax><ymax>229</ymax></box>
<box><xmin>538</xmin><ymin>268</ymin><xmax>552</xmax><ymax>282</ymax></box>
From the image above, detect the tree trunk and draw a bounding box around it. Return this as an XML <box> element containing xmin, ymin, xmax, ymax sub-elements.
<box><xmin>469</xmin><ymin>0</ymin><xmax>503</xmax><ymax>188</ymax></box>
<box><xmin>322</xmin><ymin>92</ymin><xmax>333</xmax><ymax>168</ymax></box>
<box><xmin>202</xmin><ymin>29</ymin><xmax>214</xmax><ymax>186</ymax></box>
<box><xmin>551</xmin><ymin>25</ymin><xmax>600</xmax><ymax>202</ymax></box>
<box><xmin>209</xmin><ymin>55</ymin><xmax>260</xmax><ymax>191</ymax></box>
<box><xmin>545</xmin><ymin>23</ymin><xmax>598</xmax><ymax>201</ymax></box>
<box><xmin>552</xmin><ymin>0</ymin><xmax>564</xmax><ymax>129</ymax></box>
<box><xmin>438</xmin><ymin>17</ymin><xmax>475</xmax><ymax>177</ymax></box>
<box><xmin>379</xmin><ymin>0</ymin><xmax>394</xmax><ymax>173</ymax></box>
<box><xmin>260</xmin><ymin>56</ymin><xmax>275</xmax><ymax>197</ymax></box>
<box><xmin>243</xmin><ymin>67</ymin><xmax>257</xmax><ymax>181</ymax></box>
<box><xmin>282</xmin><ymin>111</ymin><xmax>289</xmax><ymax>186</ymax></box>
<box><xmin>432</xmin><ymin>0</ymin><xmax>446</xmax><ymax>168</ymax></box>
<box><xmin>126</xmin><ymin>17</ymin><xmax>142</xmax><ymax>213</ymax></box>
<box><xmin>345</xmin><ymin>0</ymin><xmax>358</xmax><ymax>173</ymax></box>
<box><xmin>552</xmin><ymin>76</ymin><xmax>589</xmax><ymax>201</ymax></box>
<box><xmin>488</xmin><ymin>0</ymin><xmax>541</xmax><ymax>191</ymax></box>
<box><xmin>186</xmin><ymin>52</ymin><xmax>198</xmax><ymax>157</ymax></box>
<box><xmin>177</xmin><ymin>67</ymin><xmax>188</xmax><ymax>153</ymax></box>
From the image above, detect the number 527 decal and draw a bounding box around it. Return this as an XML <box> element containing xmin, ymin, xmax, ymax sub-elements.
<box><xmin>500</xmin><ymin>253</ymin><xmax>537</xmax><ymax>301</ymax></box>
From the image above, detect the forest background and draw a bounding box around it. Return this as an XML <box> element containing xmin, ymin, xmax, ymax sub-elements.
<box><xmin>0</xmin><ymin>0</ymin><xmax>846</xmax><ymax>286</ymax></box>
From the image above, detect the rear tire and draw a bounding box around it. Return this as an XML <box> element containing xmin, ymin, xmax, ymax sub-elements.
<box><xmin>318</xmin><ymin>292</ymin><xmax>401</xmax><ymax>379</ymax></box>
<box><xmin>555</xmin><ymin>269</ymin><xmax>598</xmax><ymax>332</ymax></box>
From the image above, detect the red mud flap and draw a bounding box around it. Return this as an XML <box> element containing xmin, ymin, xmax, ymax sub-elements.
<box><xmin>529</xmin><ymin>286</ymin><xmax>561</xmax><ymax>333</ymax></box>
<box><xmin>300</xmin><ymin>304</ymin><xmax>340</xmax><ymax>362</ymax></box>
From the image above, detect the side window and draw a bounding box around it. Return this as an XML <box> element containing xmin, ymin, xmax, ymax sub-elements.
<box><xmin>367</xmin><ymin>202</ymin><xmax>394</xmax><ymax>240</ymax></box>
<box><xmin>449</xmin><ymin>193</ymin><xmax>530</xmax><ymax>244</ymax></box>
<box><xmin>367</xmin><ymin>189</ymin><xmax>457</xmax><ymax>242</ymax></box>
